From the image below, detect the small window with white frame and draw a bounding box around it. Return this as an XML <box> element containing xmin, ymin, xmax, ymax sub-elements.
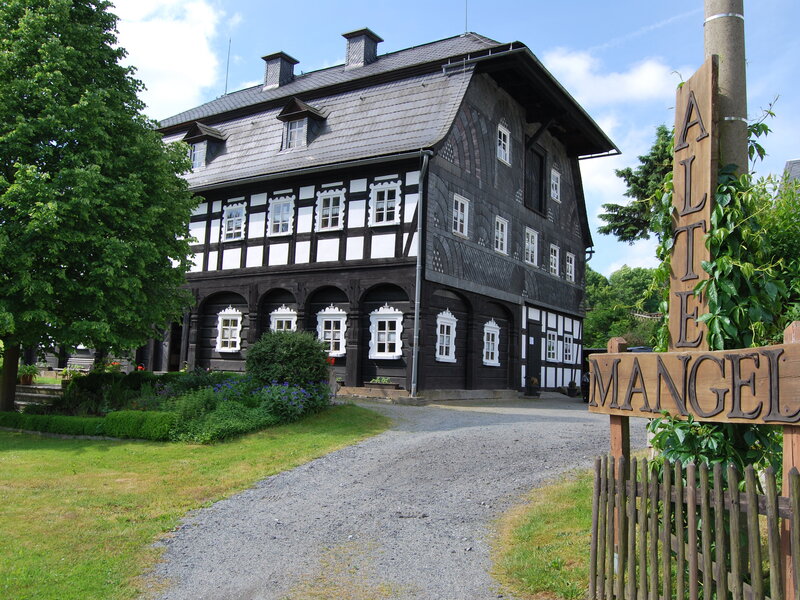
<box><xmin>368</xmin><ymin>181</ymin><xmax>401</xmax><ymax>226</ymax></box>
<box><xmin>564</xmin><ymin>333</ymin><xmax>574</xmax><ymax>363</ymax></box>
<box><xmin>268</xmin><ymin>195</ymin><xmax>294</xmax><ymax>237</ymax></box>
<box><xmin>452</xmin><ymin>194</ymin><xmax>469</xmax><ymax>237</ymax></box>
<box><xmin>494</xmin><ymin>216</ymin><xmax>508</xmax><ymax>255</ymax></box>
<box><xmin>215</xmin><ymin>306</ymin><xmax>242</xmax><ymax>352</ymax></box>
<box><xmin>551</xmin><ymin>168</ymin><xmax>561</xmax><ymax>202</ymax></box>
<box><xmin>524</xmin><ymin>227</ymin><xmax>539</xmax><ymax>266</ymax></box>
<box><xmin>546</xmin><ymin>331</ymin><xmax>557</xmax><ymax>361</ymax></box>
<box><xmin>566</xmin><ymin>252</ymin><xmax>575</xmax><ymax>282</ymax></box>
<box><xmin>497</xmin><ymin>124</ymin><xmax>510</xmax><ymax>165</ymax></box>
<box><xmin>549</xmin><ymin>244</ymin><xmax>560</xmax><ymax>276</ymax></box>
<box><xmin>221</xmin><ymin>203</ymin><xmax>246</xmax><ymax>242</ymax></box>
<box><xmin>269</xmin><ymin>305</ymin><xmax>297</xmax><ymax>332</ymax></box>
<box><xmin>435</xmin><ymin>309</ymin><xmax>457</xmax><ymax>363</ymax></box>
<box><xmin>368</xmin><ymin>304</ymin><xmax>403</xmax><ymax>359</ymax></box>
<box><xmin>189</xmin><ymin>142</ymin><xmax>206</xmax><ymax>169</ymax></box>
<box><xmin>284</xmin><ymin>118</ymin><xmax>307</xmax><ymax>149</ymax></box>
<box><xmin>316</xmin><ymin>188</ymin><xmax>346</xmax><ymax>231</ymax></box>
<box><xmin>316</xmin><ymin>305</ymin><xmax>347</xmax><ymax>357</ymax></box>
<box><xmin>483</xmin><ymin>319</ymin><xmax>501</xmax><ymax>366</ymax></box>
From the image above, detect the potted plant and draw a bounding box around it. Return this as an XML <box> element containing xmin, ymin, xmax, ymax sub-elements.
<box><xmin>18</xmin><ymin>364</ymin><xmax>39</xmax><ymax>385</ymax></box>
<box><xmin>525</xmin><ymin>376</ymin><xmax>540</xmax><ymax>397</ymax></box>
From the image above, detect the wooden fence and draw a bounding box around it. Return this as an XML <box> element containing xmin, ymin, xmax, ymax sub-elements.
<box><xmin>590</xmin><ymin>455</ymin><xmax>800</xmax><ymax>600</ymax></box>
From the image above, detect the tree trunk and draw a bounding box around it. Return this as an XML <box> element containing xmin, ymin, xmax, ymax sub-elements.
<box><xmin>0</xmin><ymin>341</ymin><xmax>20</xmax><ymax>412</ymax></box>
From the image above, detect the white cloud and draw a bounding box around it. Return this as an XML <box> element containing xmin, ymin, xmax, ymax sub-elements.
<box><xmin>112</xmin><ymin>0</ymin><xmax>222</xmax><ymax>120</ymax></box>
<box><xmin>604</xmin><ymin>238</ymin><xmax>660</xmax><ymax>276</ymax></box>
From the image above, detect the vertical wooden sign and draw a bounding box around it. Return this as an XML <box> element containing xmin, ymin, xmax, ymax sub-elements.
<box><xmin>669</xmin><ymin>57</ymin><xmax>718</xmax><ymax>351</ymax></box>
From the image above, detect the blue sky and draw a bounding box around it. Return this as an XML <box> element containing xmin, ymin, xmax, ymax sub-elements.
<box><xmin>111</xmin><ymin>0</ymin><xmax>800</xmax><ymax>277</ymax></box>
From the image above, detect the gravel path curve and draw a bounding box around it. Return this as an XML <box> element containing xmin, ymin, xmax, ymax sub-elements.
<box><xmin>150</xmin><ymin>395</ymin><xmax>646</xmax><ymax>599</ymax></box>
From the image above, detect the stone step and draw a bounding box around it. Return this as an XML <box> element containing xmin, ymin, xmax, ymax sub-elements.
<box><xmin>16</xmin><ymin>384</ymin><xmax>64</xmax><ymax>397</ymax></box>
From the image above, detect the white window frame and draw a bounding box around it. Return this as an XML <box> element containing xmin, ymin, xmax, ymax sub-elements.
<box><xmin>564</xmin><ymin>333</ymin><xmax>574</xmax><ymax>363</ymax></box>
<box><xmin>494</xmin><ymin>216</ymin><xmax>508</xmax><ymax>255</ymax></box>
<box><xmin>316</xmin><ymin>305</ymin><xmax>347</xmax><ymax>357</ymax></box>
<box><xmin>551</xmin><ymin>168</ymin><xmax>561</xmax><ymax>202</ymax></box>
<box><xmin>368</xmin><ymin>181</ymin><xmax>402</xmax><ymax>226</ymax></box>
<box><xmin>284</xmin><ymin>118</ymin><xmax>307</xmax><ymax>149</ymax></box>
<box><xmin>483</xmin><ymin>319</ymin><xmax>501</xmax><ymax>366</ymax></box>
<box><xmin>550</xmin><ymin>244</ymin><xmax>560</xmax><ymax>276</ymax></box>
<box><xmin>524</xmin><ymin>227</ymin><xmax>539</xmax><ymax>266</ymax></box>
<box><xmin>497</xmin><ymin>124</ymin><xmax>510</xmax><ymax>165</ymax></box>
<box><xmin>269</xmin><ymin>305</ymin><xmax>297</xmax><ymax>332</ymax></box>
<box><xmin>221</xmin><ymin>203</ymin><xmax>246</xmax><ymax>242</ymax></box>
<box><xmin>452</xmin><ymin>194</ymin><xmax>469</xmax><ymax>237</ymax></box>
<box><xmin>267</xmin><ymin>195</ymin><xmax>295</xmax><ymax>237</ymax></box>
<box><xmin>435</xmin><ymin>309</ymin><xmax>457</xmax><ymax>363</ymax></box>
<box><xmin>566</xmin><ymin>252</ymin><xmax>576</xmax><ymax>283</ymax></box>
<box><xmin>189</xmin><ymin>141</ymin><xmax>206</xmax><ymax>169</ymax></box>
<box><xmin>368</xmin><ymin>304</ymin><xmax>403</xmax><ymax>359</ymax></box>
<box><xmin>215</xmin><ymin>306</ymin><xmax>242</xmax><ymax>353</ymax></box>
<box><xmin>315</xmin><ymin>188</ymin><xmax>346</xmax><ymax>231</ymax></box>
<box><xmin>546</xmin><ymin>331</ymin><xmax>558</xmax><ymax>361</ymax></box>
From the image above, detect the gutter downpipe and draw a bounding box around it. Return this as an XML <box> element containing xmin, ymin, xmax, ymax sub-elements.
<box><xmin>411</xmin><ymin>149</ymin><xmax>433</xmax><ymax>398</ymax></box>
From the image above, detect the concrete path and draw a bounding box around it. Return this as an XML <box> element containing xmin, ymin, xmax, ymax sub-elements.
<box><xmin>150</xmin><ymin>394</ymin><xmax>647</xmax><ymax>599</ymax></box>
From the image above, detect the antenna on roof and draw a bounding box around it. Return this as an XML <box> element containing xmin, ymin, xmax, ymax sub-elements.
<box><xmin>464</xmin><ymin>0</ymin><xmax>468</xmax><ymax>33</ymax></box>
<box><xmin>223</xmin><ymin>38</ymin><xmax>231</xmax><ymax>95</ymax></box>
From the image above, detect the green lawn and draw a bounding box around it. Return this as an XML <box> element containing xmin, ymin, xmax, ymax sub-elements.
<box><xmin>0</xmin><ymin>404</ymin><xmax>391</xmax><ymax>600</ymax></box>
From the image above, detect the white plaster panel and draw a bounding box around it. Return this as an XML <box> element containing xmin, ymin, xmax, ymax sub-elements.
<box><xmin>374</xmin><ymin>174</ymin><xmax>399</xmax><ymax>182</ymax></box>
<box><xmin>207</xmin><ymin>250</ymin><xmax>218</xmax><ymax>271</ymax></box>
<box><xmin>222</xmin><ymin>248</ymin><xmax>241</xmax><ymax>270</ymax></box>
<box><xmin>189</xmin><ymin>253</ymin><xmax>203</xmax><ymax>273</ymax></box>
<box><xmin>250</xmin><ymin>193</ymin><xmax>267</xmax><ymax>207</ymax></box>
<box><xmin>322</xmin><ymin>181</ymin><xmax>343</xmax><ymax>188</ymax></box>
<box><xmin>209</xmin><ymin>219</ymin><xmax>220</xmax><ymax>243</ymax></box>
<box><xmin>406</xmin><ymin>170</ymin><xmax>420</xmax><ymax>186</ymax></box>
<box><xmin>546</xmin><ymin>367</ymin><xmax>555</xmax><ymax>388</ymax></box>
<box><xmin>189</xmin><ymin>221</ymin><xmax>206</xmax><ymax>244</ymax></box>
<box><xmin>547</xmin><ymin>313</ymin><xmax>556</xmax><ymax>329</ymax></box>
<box><xmin>403</xmin><ymin>193</ymin><xmax>418</xmax><ymax>223</ymax></box>
<box><xmin>346</xmin><ymin>236</ymin><xmax>364</xmax><ymax>260</ymax></box>
<box><xmin>295</xmin><ymin>240</ymin><xmax>310</xmax><ymax>264</ymax></box>
<box><xmin>558</xmin><ymin>316</ymin><xmax>564</xmax><ymax>336</ymax></box>
<box><xmin>520</xmin><ymin>365</ymin><xmax>526</xmax><ymax>388</ymax></box>
<box><xmin>248</xmin><ymin>212</ymin><xmax>266</xmax><ymax>238</ymax></box>
<box><xmin>574</xmin><ymin>322</ymin><xmax>581</xmax><ymax>339</ymax></box>
<box><xmin>297</xmin><ymin>206</ymin><xmax>313</xmax><ymax>233</ymax></box>
<box><xmin>529</xmin><ymin>308</ymin><xmax>540</xmax><ymax>321</ymax></box>
<box><xmin>269</xmin><ymin>243</ymin><xmax>289</xmax><ymax>266</ymax></box>
<box><xmin>246</xmin><ymin>246</ymin><xmax>263</xmax><ymax>268</ymax></box>
<box><xmin>350</xmin><ymin>178</ymin><xmax>367</xmax><ymax>193</ymax></box>
<box><xmin>212</xmin><ymin>200</ymin><xmax>222</xmax><ymax>213</ymax></box>
<box><xmin>348</xmin><ymin>200</ymin><xmax>366</xmax><ymax>228</ymax></box>
<box><xmin>192</xmin><ymin>202</ymin><xmax>207</xmax><ymax>217</ymax></box>
<box><xmin>371</xmin><ymin>233</ymin><xmax>395</xmax><ymax>259</ymax></box>
<box><xmin>316</xmin><ymin>238</ymin><xmax>339</xmax><ymax>262</ymax></box>
<box><xmin>299</xmin><ymin>185</ymin><xmax>315</xmax><ymax>200</ymax></box>
<box><xmin>521</xmin><ymin>335</ymin><xmax>526</xmax><ymax>360</ymax></box>
<box><xmin>401</xmin><ymin>232</ymin><xmax>419</xmax><ymax>257</ymax></box>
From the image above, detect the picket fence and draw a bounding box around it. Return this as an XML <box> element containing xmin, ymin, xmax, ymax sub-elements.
<box><xmin>590</xmin><ymin>455</ymin><xmax>800</xmax><ymax>600</ymax></box>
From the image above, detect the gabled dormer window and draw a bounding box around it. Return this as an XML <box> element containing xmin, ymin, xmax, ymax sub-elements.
<box><xmin>183</xmin><ymin>122</ymin><xmax>226</xmax><ymax>169</ymax></box>
<box><xmin>222</xmin><ymin>203</ymin><xmax>246</xmax><ymax>242</ymax></box>
<box><xmin>189</xmin><ymin>142</ymin><xmax>206</xmax><ymax>169</ymax></box>
<box><xmin>284</xmin><ymin>118</ymin><xmax>307</xmax><ymax>149</ymax></box>
<box><xmin>277</xmin><ymin>97</ymin><xmax>326</xmax><ymax>150</ymax></box>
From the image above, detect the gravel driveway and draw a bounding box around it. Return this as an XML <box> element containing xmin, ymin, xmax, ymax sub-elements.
<box><xmin>149</xmin><ymin>395</ymin><xmax>647</xmax><ymax>600</ymax></box>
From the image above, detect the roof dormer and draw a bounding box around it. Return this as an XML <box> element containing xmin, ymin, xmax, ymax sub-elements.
<box><xmin>276</xmin><ymin>98</ymin><xmax>327</xmax><ymax>150</ymax></box>
<box><xmin>182</xmin><ymin>122</ymin><xmax>227</xmax><ymax>168</ymax></box>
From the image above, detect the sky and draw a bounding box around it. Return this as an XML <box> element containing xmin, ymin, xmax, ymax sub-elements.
<box><xmin>110</xmin><ymin>0</ymin><xmax>800</xmax><ymax>277</ymax></box>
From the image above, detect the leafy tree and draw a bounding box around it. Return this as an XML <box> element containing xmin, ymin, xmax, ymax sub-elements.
<box><xmin>598</xmin><ymin>125</ymin><xmax>673</xmax><ymax>243</ymax></box>
<box><xmin>0</xmin><ymin>0</ymin><xmax>196</xmax><ymax>410</ymax></box>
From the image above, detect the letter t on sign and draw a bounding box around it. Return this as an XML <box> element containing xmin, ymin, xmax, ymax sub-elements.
<box><xmin>607</xmin><ymin>337</ymin><xmax>630</xmax><ymax>465</ymax></box>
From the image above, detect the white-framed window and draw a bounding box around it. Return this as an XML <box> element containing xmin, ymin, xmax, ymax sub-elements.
<box><xmin>215</xmin><ymin>306</ymin><xmax>242</xmax><ymax>352</ymax></box>
<box><xmin>368</xmin><ymin>181</ymin><xmax>401</xmax><ymax>226</ymax></box>
<box><xmin>269</xmin><ymin>305</ymin><xmax>297</xmax><ymax>332</ymax></box>
<box><xmin>189</xmin><ymin>142</ymin><xmax>206</xmax><ymax>169</ymax></box>
<box><xmin>221</xmin><ymin>203</ymin><xmax>246</xmax><ymax>242</ymax></box>
<box><xmin>435</xmin><ymin>309</ymin><xmax>457</xmax><ymax>363</ymax></box>
<box><xmin>494</xmin><ymin>216</ymin><xmax>508</xmax><ymax>255</ymax></box>
<box><xmin>566</xmin><ymin>252</ymin><xmax>575</xmax><ymax>282</ymax></box>
<box><xmin>564</xmin><ymin>333</ymin><xmax>574</xmax><ymax>363</ymax></box>
<box><xmin>368</xmin><ymin>304</ymin><xmax>403</xmax><ymax>359</ymax></box>
<box><xmin>497</xmin><ymin>124</ymin><xmax>510</xmax><ymax>165</ymax></box>
<box><xmin>551</xmin><ymin>168</ymin><xmax>561</xmax><ymax>202</ymax></box>
<box><xmin>316</xmin><ymin>189</ymin><xmax>346</xmax><ymax>231</ymax></box>
<box><xmin>524</xmin><ymin>227</ymin><xmax>539</xmax><ymax>266</ymax></box>
<box><xmin>549</xmin><ymin>244</ymin><xmax>560</xmax><ymax>276</ymax></box>
<box><xmin>284</xmin><ymin>118</ymin><xmax>307</xmax><ymax>149</ymax></box>
<box><xmin>452</xmin><ymin>194</ymin><xmax>469</xmax><ymax>237</ymax></box>
<box><xmin>316</xmin><ymin>305</ymin><xmax>347</xmax><ymax>357</ymax></box>
<box><xmin>483</xmin><ymin>319</ymin><xmax>501</xmax><ymax>366</ymax></box>
<box><xmin>546</xmin><ymin>331</ymin><xmax>558</xmax><ymax>361</ymax></box>
<box><xmin>268</xmin><ymin>195</ymin><xmax>295</xmax><ymax>236</ymax></box>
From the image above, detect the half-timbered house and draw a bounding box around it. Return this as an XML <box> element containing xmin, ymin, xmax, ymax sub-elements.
<box><xmin>152</xmin><ymin>29</ymin><xmax>617</xmax><ymax>393</ymax></box>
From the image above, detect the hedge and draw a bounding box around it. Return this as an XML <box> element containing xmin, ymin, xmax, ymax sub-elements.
<box><xmin>0</xmin><ymin>410</ymin><xmax>176</xmax><ymax>441</ymax></box>
<box><xmin>101</xmin><ymin>411</ymin><xmax>176</xmax><ymax>441</ymax></box>
<box><xmin>0</xmin><ymin>412</ymin><xmax>104</xmax><ymax>436</ymax></box>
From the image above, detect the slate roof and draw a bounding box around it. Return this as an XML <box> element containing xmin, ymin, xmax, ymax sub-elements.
<box><xmin>785</xmin><ymin>159</ymin><xmax>800</xmax><ymax>181</ymax></box>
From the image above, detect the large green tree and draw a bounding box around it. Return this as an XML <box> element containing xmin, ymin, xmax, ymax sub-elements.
<box><xmin>0</xmin><ymin>0</ymin><xmax>196</xmax><ymax>410</ymax></box>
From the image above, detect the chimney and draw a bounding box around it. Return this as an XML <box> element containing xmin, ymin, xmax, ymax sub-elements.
<box><xmin>342</xmin><ymin>28</ymin><xmax>383</xmax><ymax>70</ymax></box>
<box><xmin>262</xmin><ymin>52</ymin><xmax>299</xmax><ymax>89</ymax></box>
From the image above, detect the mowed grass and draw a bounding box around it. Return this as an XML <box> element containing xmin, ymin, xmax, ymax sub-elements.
<box><xmin>493</xmin><ymin>469</ymin><xmax>594</xmax><ymax>600</ymax></box>
<box><xmin>0</xmin><ymin>404</ymin><xmax>391</xmax><ymax>600</ymax></box>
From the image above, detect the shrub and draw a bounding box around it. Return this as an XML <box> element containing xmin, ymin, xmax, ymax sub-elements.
<box><xmin>105</xmin><ymin>411</ymin><xmax>176</xmax><ymax>441</ymax></box>
<box><xmin>252</xmin><ymin>381</ymin><xmax>332</xmax><ymax>424</ymax></box>
<box><xmin>246</xmin><ymin>330</ymin><xmax>329</xmax><ymax>386</ymax></box>
<box><xmin>163</xmin><ymin>386</ymin><xmax>220</xmax><ymax>423</ymax></box>
<box><xmin>171</xmin><ymin>402</ymin><xmax>278</xmax><ymax>444</ymax></box>
<box><xmin>0</xmin><ymin>411</ymin><xmax>104</xmax><ymax>436</ymax></box>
